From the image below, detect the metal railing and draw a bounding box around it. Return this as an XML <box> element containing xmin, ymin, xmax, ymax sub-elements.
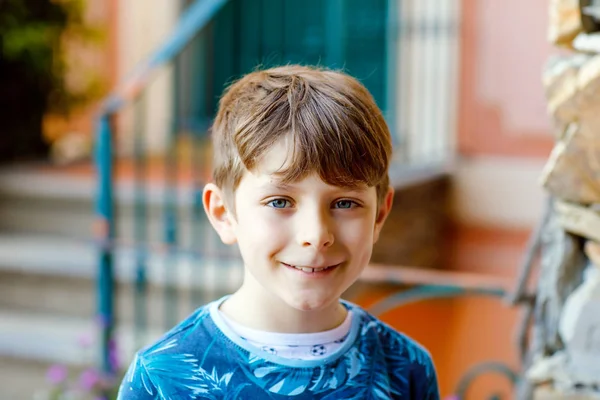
<box><xmin>394</xmin><ymin>0</ymin><xmax>460</xmax><ymax>166</ymax></box>
<box><xmin>95</xmin><ymin>0</ymin><xmax>230</xmax><ymax>375</ymax></box>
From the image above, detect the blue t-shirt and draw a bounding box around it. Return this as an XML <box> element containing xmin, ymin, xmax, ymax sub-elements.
<box><xmin>118</xmin><ymin>298</ymin><xmax>440</xmax><ymax>399</ymax></box>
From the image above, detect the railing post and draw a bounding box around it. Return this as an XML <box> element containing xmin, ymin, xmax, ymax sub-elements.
<box><xmin>95</xmin><ymin>114</ymin><xmax>116</xmax><ymax>376</ymax></box>
<box><xmin>163</xmin><ymin>54</ymin><xmax>182</xmax><ymax>329</ymax></box>
<box><xmin>133</xmin><ymin>96</ymin><xmax>149</xmax><ymax>349</ymax></box>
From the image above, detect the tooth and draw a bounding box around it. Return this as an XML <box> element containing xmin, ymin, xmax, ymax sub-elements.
<box><xmin>290</xmin><ymin>264</ymin><xmax>332</xmax><ymax>273</ymax></box>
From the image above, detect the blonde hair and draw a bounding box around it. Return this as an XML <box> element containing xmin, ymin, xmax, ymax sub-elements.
<box><xmin>211</xmin><ymin>65</ymin><xmax>392</xmax><ymax>205</ymax></box>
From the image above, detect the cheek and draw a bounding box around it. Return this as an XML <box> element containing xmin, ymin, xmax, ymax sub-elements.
<box><xmin>337</xmin><ymin>213</ymin><xmax>375</xmax><ymax>241</ymax></box>
<box><xmin>336</xmin><ymin>218</ymin><xmax>375</xmax><ymax>258</ymax></box>
<box><xmin>236</xmin><ymin>208</ymin><xmax>288</xmax><ymax>246</ymax></box>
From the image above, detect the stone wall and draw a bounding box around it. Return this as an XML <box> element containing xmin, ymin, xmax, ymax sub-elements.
<box><xmin>526</xmin><ymin>1</ymin><xmax>600</xmax><ymax>398</ymax></box>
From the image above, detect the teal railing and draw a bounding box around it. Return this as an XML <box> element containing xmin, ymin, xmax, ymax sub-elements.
<box><xmin>94</xmin><ymin>0</ymin><xmax>230</xmax><ymax>376</ymax></box>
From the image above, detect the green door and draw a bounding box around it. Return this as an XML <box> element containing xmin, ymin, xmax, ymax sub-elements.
<box><xmin>187</xmin><ymin>0</ymin><xmax>389</xmax><ymax>126</ymax></box>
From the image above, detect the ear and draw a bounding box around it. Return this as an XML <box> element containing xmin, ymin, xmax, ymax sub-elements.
<box><xmin>373</xmin><ymin>187</ymin><xmax>394</xmax><ymax>244</ymax></box>
<box><xmin>203</xmin><ymin>183</ymin><xmax>237</xmax><ymax>245</ymax></box>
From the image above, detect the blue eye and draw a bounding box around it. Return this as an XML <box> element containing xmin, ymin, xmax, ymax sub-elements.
<box><xmin>267</xmin><ymin>199</ymin><xmax>290</xmax><ymax>209</ymax></box>
<box><xmin>334</xmin><ymin>200</ymin><xmax>355</xmax><ymax>209</ymax></box>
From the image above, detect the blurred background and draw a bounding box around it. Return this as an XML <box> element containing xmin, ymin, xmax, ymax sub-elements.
<box><xmin>0</xmin><ymin>0</ymin><xmax>556</xmax><ymax>398</ymax></box>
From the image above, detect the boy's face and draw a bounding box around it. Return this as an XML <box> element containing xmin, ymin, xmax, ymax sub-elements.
<box><xmin>205</xmin><ymin>141</ymin><xmax>393</xmax><ymax>313</ymax></box>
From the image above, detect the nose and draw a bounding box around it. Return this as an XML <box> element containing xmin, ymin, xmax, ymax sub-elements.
<box><xmin>295</xmin><ymin>207</ymin><xmax>334</xmax><ymax>249</ymax></box>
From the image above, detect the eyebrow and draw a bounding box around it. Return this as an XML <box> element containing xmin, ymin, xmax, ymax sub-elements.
<box><xmin>261</xmin><ymin>180</ymin><xmax>370</xmax><ymax>194</ymax></box>
<box><xmin>261</xmin><ymin>181</ymin><xmax>294</xmax><ymax>191</ymax></box>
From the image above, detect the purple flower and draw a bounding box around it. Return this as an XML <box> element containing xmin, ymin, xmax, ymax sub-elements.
<box><xmin>443</xmin><ymin>396</ymin><xmax>460</xmax><ymax>400</ymax></box>
<box><xmin>78</xmin><ymin>368</ymin><xmax>101</xmax><ymax>391</ymax></box>
<box><xmin>46</xmin><ymin>364</ymin><xmax>68</xmax><ymax>385</ymax></box>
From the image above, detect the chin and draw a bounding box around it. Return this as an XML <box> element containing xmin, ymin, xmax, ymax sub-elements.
<box><xmin>284</xmin><ymin>292</ymin><xmax>339</xmax><ymax>312</ymax></box>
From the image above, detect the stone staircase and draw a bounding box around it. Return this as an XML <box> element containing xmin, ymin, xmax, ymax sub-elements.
<box><xmin>0</xmin><ymin>163</ymin><xmax>243</xmax><ymax>399</ymax></box>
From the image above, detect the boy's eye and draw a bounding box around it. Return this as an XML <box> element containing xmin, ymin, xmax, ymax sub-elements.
<box><xmin>334</xmin><ymin>200</ymin><xmax>356</xmax><ymax>209</ymax></box>
<box><xmin>267</xmin><ymin>199</ymin><xmax>291</xmax><ymax>209</ymax></box>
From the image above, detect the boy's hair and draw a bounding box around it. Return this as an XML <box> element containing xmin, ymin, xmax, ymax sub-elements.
<box><xmin>211</xmin><ymin>65</ymin><xmax>392</xmax><ymax>207</ymax></box>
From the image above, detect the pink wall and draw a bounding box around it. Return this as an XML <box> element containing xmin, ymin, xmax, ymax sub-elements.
<box><xmin>458</xmin><ymin>0</ymin><xmax>557</xmax><ymax>158</ymax></box>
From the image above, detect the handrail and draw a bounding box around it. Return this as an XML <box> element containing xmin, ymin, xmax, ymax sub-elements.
<box><xmin>362</xmin><ymin>264</ymin><xmax>513</xmax><ymax>293</ymax></box>
<box><xmin>94</xmin><ymin>0</ymin><xmax>229</xmax><ymax>376</ymax></box>
<box><xmin>99</xmin><ymin>0</ymin><xmax>229</xmax><ymax>115</ymax></box>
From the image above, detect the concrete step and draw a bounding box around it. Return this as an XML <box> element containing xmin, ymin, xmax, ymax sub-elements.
<box><xmin>0</xmin><ymin>310</ymin><xmax>162</xmax><ymax>400</ymax></box>
<box><xmin>0</xmin><ymin>356</ymin><xmax>68</xmax><ymax>400</ymax></box>
<box><xmin>0</xmin><ymin>164</ymin><xmax>244</xmax><ymax>397</ymax></box>
<box><xmin>0</xmin><ymin>165</ymin><xmax>210</xmax><ymax>247</ymax></box>
<box><xmin>0</xmin><ymin>233</ymin><xmax>243</xmax><ymax>327</ymax></box>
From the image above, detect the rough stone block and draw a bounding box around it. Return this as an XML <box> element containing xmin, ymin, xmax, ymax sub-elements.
<box><xmin>555</xmin><ymin>201</ymin><xmax>600</xmax><ymax>241</ymax></box>
<box><xmin>540</xmin><ymin>124</ymin><xmax>600</xmax><ymax>204</ymax></box>
<box><xmin>549</xmin><ymin>0</ymin><xmax>583</xmax><ymax>47</ymax></box>
<box><xmin>574</xmin><ymin>32</ymin><xmax>600</xmax><ymax>53</ymax></box>
<box><xmin>544</xmin><ymin>55</ymin><xmax>589</xmax><ymax>131</ymax></box>
<box><xmin>535</xmin><ymin>386</ymin><xmax>600</xmax><ymax>399</ymax></box>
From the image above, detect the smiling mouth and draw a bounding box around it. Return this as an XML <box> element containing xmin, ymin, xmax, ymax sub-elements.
<box><xmin>282</xmin><ymin>262</ymin><xmax>340</xmax><ymax>273</ymax></box>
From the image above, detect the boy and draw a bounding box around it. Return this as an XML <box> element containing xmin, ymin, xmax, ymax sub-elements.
<box><xmin>118</xmin><ymin>65</ymin><xmax>440</xmax><ymax>399</ymax></box>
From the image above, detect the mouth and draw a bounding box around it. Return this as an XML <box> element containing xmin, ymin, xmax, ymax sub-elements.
<box><xmin>281</xmin><ymin>262</ymin><xmax>341</xmax><ymax>274</ymax></box>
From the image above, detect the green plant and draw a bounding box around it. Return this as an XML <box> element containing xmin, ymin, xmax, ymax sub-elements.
<box><xmin>0</xmin><ymin>0</ymin><xmax>104</xmax><ymax>114</ymax></box>
<box><xmin>0</xmin><ymin>0</ymin><xmax>105</xmax><ymax>161</ymax></box>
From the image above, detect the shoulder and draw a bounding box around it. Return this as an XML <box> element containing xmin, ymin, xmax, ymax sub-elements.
<box><xmin>346</xmin><ymin>301</ymin><xmax>440</xmax><ymax>398</ymax></box>
<box><xmin>345</xmin><ymin>301</ymin><xmax>438</xmax><ymax>389</ymax></box>
<box><xmin>117</xmin><ymin>303</ymin><xmax>215</xmax><ymax>399</ymax></box>
<box><xmin>140</xmin><ymin>301</ymin><xmax>213</xmax><ymax>355</ymax></box>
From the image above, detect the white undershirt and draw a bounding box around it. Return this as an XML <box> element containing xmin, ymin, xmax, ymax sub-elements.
<box><xmin>217</xmin><ymin>308</ymin><xmax>353</xmax><ymax>360</ymax></box>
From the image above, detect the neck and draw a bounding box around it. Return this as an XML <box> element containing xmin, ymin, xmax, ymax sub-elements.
<box><xmin>219</xmin><ymin>279</ymin><xmax>347</xmax><ymax>334</ymax></box>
